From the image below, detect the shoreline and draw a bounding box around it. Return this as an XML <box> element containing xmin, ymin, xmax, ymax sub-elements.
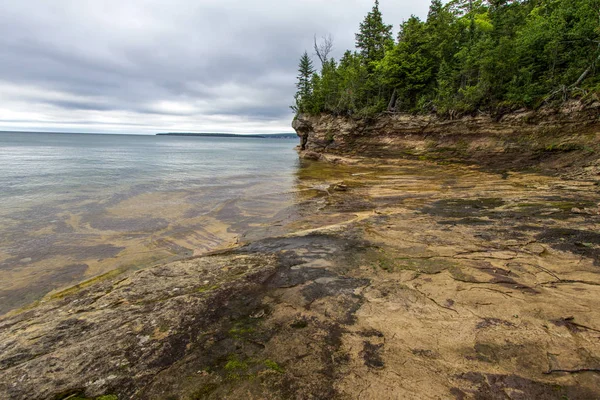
<box><xmin>1</xmin><ymin>182</ymin><xmax>338</xmax><ymax>319</ymax></box>
<box><xmin>293</xmin><ymin>102</ymin><xmax>600</xmax><ymax>181</ymax></box>
<box><xmin>2</xmin><ymin>149</ymin><xmax>600</xmax><ymax>399</ymax></box>
<box><xmin>0</xmin><ymin>133</ymin><xmax>300</xmax><ymax>316</ymax></box>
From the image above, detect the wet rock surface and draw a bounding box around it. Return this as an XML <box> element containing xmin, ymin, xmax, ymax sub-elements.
<box><xmin>2</xmin><ymin>156</ymin><xmax>600</xmax><ymax>399</ymax></box>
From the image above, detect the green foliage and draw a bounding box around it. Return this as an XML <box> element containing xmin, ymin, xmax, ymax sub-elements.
<box><xmin>293</xmin><ymin>51</ymin><xmax>316</xmax><ymax>114</ymax></box>
<box><xmin>224</xmin><ymin>357</ymin><xmax>249</xmax><ymax>372</ymax></box>
<box><xmin>224</xmin><ymin>355</ymin><xmax>249</xmax><ymax>380</ymax></box>
<box><xmin>356</xmin><ymin>0</ymin><xmax>394</xmax><ymax>65</ymax></box>
<box><xmin>228</xmin><ymin>320</ymin><xmax>256</xmax><ymax>338</ymax></box>
<box><xmin>377</xmin><ymin>15</ymin><xmax>434</xmax><ymax>111</ymax></box>
<box><xmin>295</xmin><ymin>0</ymin><xmax>600</xmax><ymax>118</ymax></box>
<box><xmin>264</xmin><ymin>359</ymin><xmax>285</xmax><ymax>373</ymax></box>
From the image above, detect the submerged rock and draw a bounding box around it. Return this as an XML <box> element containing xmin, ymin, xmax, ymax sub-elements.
<box><xmin>2</xmin><ymin>152</ymin><xmax>600</xmax><ymax>399</ymax></box>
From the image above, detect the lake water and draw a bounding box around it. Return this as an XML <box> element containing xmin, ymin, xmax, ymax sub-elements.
<box><xmin>0</xmin><ymin>132</ymin><xmax>300</xmax><ymax>314</ymax></box>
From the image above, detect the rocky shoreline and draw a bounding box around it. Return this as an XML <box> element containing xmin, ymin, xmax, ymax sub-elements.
<box><xmin>293</xmin><ymin>102</ymin><xmax>600</xmax><ymax>179</ymax></box>
<box><xmin>1</xmin><ymin>113</ymin><xmax>600</xmax><ymax>399</ymax></box>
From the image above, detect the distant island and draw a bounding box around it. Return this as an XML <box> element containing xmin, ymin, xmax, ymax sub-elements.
<box><xmin>156</xmin><ymin>132</ymin><xmax>297</xmax><ymax>139</ymax></box>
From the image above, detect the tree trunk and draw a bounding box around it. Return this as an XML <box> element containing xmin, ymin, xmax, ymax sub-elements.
<box><xmin>570</xmin><ymin>45</ymin><xmax>600</xmax><ymax>88</ymax></box>
<box><xmin>387</xmin><ymin>89</ymin><xmax>397</xmax><ymax>112</ymax></box>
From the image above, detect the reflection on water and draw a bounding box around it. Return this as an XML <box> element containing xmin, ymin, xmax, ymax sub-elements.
<box><xmin>0</xmin><ymin>132</ymin><xmax>301</xmax><ymax>314</ymax></box>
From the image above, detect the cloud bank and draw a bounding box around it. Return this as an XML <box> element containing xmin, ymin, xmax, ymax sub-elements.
<box><xmin>0</xmin><ymin>0</ymin><xmax>429</xmax><ymax>134</ymax></box>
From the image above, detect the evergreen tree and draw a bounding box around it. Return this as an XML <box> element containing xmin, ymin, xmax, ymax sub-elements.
<box><xmin>293</xmin><ymin>51</ymin><xmax>316</xmax><ymax>113</ymax></box>
<box><xmin>355</xmin><ymin>0</ymin><xmax>393</xmax><ymax>64</ymax></box>
<box><xmin>312</xmin><ymin>59</ymin><xmax>341</xmax><ymax>114</ymax></box>
<box><xmin>378</xmin><ymin>16</ymin><xmax>433</xmax><ymax>111</ymax></box>
<box><xmin>295</xmin><ymin>0</ymin><xmax>600</xmax><ymax>117</ymax></box>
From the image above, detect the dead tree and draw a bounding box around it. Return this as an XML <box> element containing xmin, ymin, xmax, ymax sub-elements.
<box><xmin>314</xmin><ymin>34</ymin><xmax>334</xmax><ymax>66</ymax></box>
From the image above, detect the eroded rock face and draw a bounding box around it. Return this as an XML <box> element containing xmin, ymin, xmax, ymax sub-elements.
<box><xmin>292</xmin><ymin>103</ymin><xmax>600</xmax><ymax>177</ymax></box>
<box><xmin>291</xmin><ymin>114</ymin><xmax>312</xmax><ymax>133</ymax></box>
<box><xmin>292</xmin><ymin>115</ymin><xmax>313</xmax><ymax>150</ymax></box>
<box><xmin>301</xmin><ymin>151</ymin><xmax>322</xmax><ymax>161</ymax></box>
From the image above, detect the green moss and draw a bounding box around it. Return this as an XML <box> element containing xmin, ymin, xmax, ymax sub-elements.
<box><xmin>50</xmin><ymin>268</ymin><xmax>126</xmax><ymax>300</ymax></box>
<box><xmin>224</xmin><ymin>355</ymin><xmax>249</xmax><ymax>380</ymax></box>
<box><xmin>228</xmin><ymin>317</ymin><xmax>259</xmax><ymax>339</ymax></box>
<box><xmin>264</xmin><ymin>359</ymin><xmax>284</xmax><ymax>373</ymax></box>
<box><xmin>455</xmin><ymin>139</ymin><xmax>469</xmax><ymax>154</ymax></box>
<box><xmin>369</xmin><ymin>248</ymin><xmax>457</xmax><ymax>275</ymax></box>
<box><xmin>228</xmin><ymin>324</ymin><xmax>255</xmax><ymax>338</ymax></box>
<box><xmin>197</xmin><ymin>284</ymin><xmax>220</xmax><ymax>293</ymax></box>
<box><xmin>424</xmin><ymin>140</ymin><xmax>438</xmax><ymax>150</ymax></box>
<box><xmin>548</xmin><ymin>201</ymin><xmax>589</xmax><ymax>211</ymax></box>
<box><xmin>377</xmin><ymin>257</ymin><xmax>395</xmax><ymax>272</ymax></box>
<box><xmin>543</xmin><ymin>142</ymin><xmax>584</xmax><ymax>152</ymax></box>
<box><xmin>514</xmin><ymin>203</ymin><xmax>538</xmax><ymax>208</ymax></box>
<box><xmin>224</xmin><ymin>356</ymin><xmax>248</xmax><ymax>372</ymax></box>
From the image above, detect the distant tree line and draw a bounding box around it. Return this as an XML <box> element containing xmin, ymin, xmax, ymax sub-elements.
<box><xmin>293</xmin><ymin>0</ymin><xmax>600</xmax><ymax>118</ymax></box>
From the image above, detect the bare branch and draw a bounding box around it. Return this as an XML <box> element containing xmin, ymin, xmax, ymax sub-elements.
<box><xmin>313</xmin><ymin>34</ymin><xmax>334</xmax><ymax>66</ymax></box>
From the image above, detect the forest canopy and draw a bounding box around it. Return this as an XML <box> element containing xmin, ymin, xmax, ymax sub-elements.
<box><xmin>293</xmin><ymin>0</ymin><xmax>600</xmax><ymax>117</ymax></box>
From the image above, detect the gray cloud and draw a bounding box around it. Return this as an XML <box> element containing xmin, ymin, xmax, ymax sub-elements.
<box><xmin>0</xmin><ymin>0</ymin><xmax>430</xmax><ymax>134</ymax></box>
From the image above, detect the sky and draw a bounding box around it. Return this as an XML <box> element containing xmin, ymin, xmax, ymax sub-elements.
<box><xmin>0</xmin><ymin>1</ymin><xmax>430</xmax><ymax>134</ymax></box>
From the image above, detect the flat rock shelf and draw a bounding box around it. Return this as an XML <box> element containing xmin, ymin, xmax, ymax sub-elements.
<box><xmin>1</xmin><ymin>157</ymin><xmax>600</xmax><ymax>399</ymax></box>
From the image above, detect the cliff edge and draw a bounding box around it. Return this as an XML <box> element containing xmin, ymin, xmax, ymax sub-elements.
<box><xmin>293</xmin><ymin>102</ymin><xmax>600</xmax><ymax>178</ymax></box>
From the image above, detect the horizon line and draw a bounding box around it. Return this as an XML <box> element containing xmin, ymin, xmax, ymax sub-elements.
<box><xmin>0</xmin><ymin>130</ymin><xmax>296</xmax><ymax>136</ymax></box>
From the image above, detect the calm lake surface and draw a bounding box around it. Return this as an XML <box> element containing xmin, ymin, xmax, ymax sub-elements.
<box><xmin>0</xmin><ymin>132</ymin><xmax>300</xmax><ymax>314</ymax></box>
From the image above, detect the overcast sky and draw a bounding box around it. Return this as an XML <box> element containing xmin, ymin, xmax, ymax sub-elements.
<box><xmin>0</xmin><ymin>1</ymin><xmax>430</xmax><ymax>134</ymax></box>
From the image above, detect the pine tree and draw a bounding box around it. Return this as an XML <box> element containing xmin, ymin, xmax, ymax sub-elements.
<box><xmin>355</xmin><ymin>0</ymin><xmax>393</xmax><ymax>64</ymax></box>
<box><xmin>293</xmin><ymin>51</ymin><xmax>316</xmax><ymax>114</ymax></box>
<box><xmin>294</xmin><ymin>0</ymin><xmax>600</xmax><ymax>117</ymax></box>
<box><xmin>379</xmin><ymin>16</ymin><xmax>433</xmax><ymax>111</ymax></box>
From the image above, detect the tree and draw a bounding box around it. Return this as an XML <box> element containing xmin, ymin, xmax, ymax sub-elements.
<box><xmin>378</xmin><ymin>16</ymin><xmax>433</xmax><ymax>111</ymax></box>
<box><xmin>312</xmin><ymin>59</ymin><xmax>340</xmax><ymax>113</ymax></box>
<box><xmin>425</xmin><ymin>0</ymin><xmax>459</xmax><ymax>70</ymax></box>
<box><xmin>336</xmin><ymin>50</ymin><xmax>369</xmax><ymax>114</ymax></box>
<box><xmin>293</xmin><ymin>51</ymin><xmax>316</xmax><ymax>114</ymax></box>
<box><xmin>355</xmin><ymin>0</ymin><xmax>393</xmax><ymax>64</ymax></box>
<box><xmin>314</xmin><ymin>34</ymin><xmax>334</xmax><ymax>66</ymax></box>
<box><xmin>294</xmin><ymin>0</ymin><xmax>600</xmax><ymax>118</ymax></box>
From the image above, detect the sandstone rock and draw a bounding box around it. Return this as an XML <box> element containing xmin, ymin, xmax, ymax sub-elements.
<box><xmin>290</xmin><ymin>104</ymin><xmax>600</xmax><ymax>177</ymax></box>
<box><xmin>302</xmin><ymin>151</ymin><xmax>322</xmax><ymax>161</ymax></box>
<box><xmin>291</xmin><ymin>114</ymin><xmax>312</xmax><ymax>133</ymax></box>
<box><xmin>2</xmin><ymin>154</ymin><xmax>600</xmax><ymax>400</ymax></box>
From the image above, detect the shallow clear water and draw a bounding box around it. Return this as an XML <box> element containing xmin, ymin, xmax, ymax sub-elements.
<box><xmin>0</xmin><ymin>132</ymin><xmax>300</xmax><ymax>313</ymax></box>
<box><xmin>0</xmin><ymin>132</ymin><xmax>299</xmax><ymax>212</ymax></box>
